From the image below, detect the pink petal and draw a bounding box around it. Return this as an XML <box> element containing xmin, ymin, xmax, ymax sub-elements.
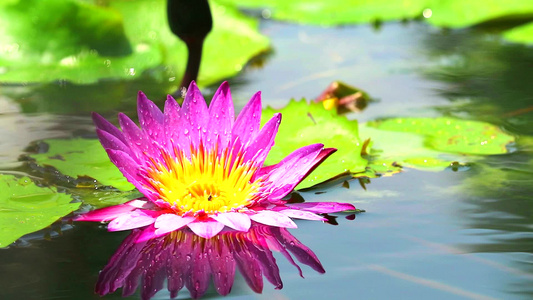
<box><xmin>125</xmin><ymin>199</ymin><xmax>152</xmax><ymax>209</ymax></box>
<box><xmin>163</xmin><ymin>95</ymin><xmax>191</xmax><ymax>158</ymax></box>
<box><xmin>212</xmin><ymin>212</ymin><xmax>251</xmax><ymax>232</ymax></box>
<box><xmin>180</xmin><ymin>81</ymin><xmax>208</xmax><ymax>149</ymax></box>
<box><xmin>187</xmin><ymin>219</ymin><xmax>225</xmax><ymax>239</ymax></box>
<box><xmin>118</xmin><ymin>113</ymin><xmax>156</xmax><ymax>159</ymax></box>
<box><xmin>262</xmin><ymin>144</ymin><xmax>331</xmax><ymax>200</ymax></box>
<box><xmin>164</xmin><ymin>94</ymin><xmax>181</xmax><ymax>115</ymax></box>
<box><xmin>243</xmin><ymin>113</ymin><xmax>281</xmax><ymax>167</ymax></box>
<box><xmin>96</xmin><ymin>129</ymin><xmax>137</xmax><ymax>161</ymax></box>
<box><xmin>250</xmin><ymin>211</ymin><xmax>297</xmax><ymax>228</ymax></box>
<box><xmin>92</xmin><ymin>112</ymin><xmax>127</xmax><ymax>145</ymax></box>
<box><xmin>232</xmin><ymin>91</ymin><xmax>262</xmax><ymax>145</ymax></box>
<box><xmin>287</xmin><ymin>202</ymin><xmax>356</xmax><ymax>213</ymax></box>
<box><xmin>137</xmin><ymin>91</ymin><xmax>164</xmax><ymax>139</ymax></box>
<box><xmin>153</xmin><ymin>214</ymin><xmax>195</xmax><ymax>236</ymax></box>
<box><xmin>206</xmin><ymin>81</ymin><xmax>234</xmax><ymax>150</ymax></box>
<box><xmin>279</xmin><ymin>209</ymin><xmax>327</xmax><ymax>221</ymax></box>
<box><xmin>105</xmin><ymin>149</ymin><xmax>143</xmax><ymax>186</ymax></box>
<box><xmin>135</xmin><ymin>224</ymin><xmax>158</xmax><ymax>243</ymax></box>
<box><xmin>74</xmin><ymin>203</ymin><xmax>137</xmax><ymax>222</ymax></box>
<box><xmin>107</xmin><ymin>210</ymin><xmax>157</xmax><ymax>231</ymax></box>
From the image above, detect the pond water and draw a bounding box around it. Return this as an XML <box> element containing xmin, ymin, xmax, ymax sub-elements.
<box><xmin>1</xmin><ymin>20</ymin><xmax>532</xmax><ymax>299</ymax></box>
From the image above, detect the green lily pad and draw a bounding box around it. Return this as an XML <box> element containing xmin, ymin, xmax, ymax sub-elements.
<box><xmin>368</xmin><ymin>117</ymin><xmax>515</xmax><ymax>155</ymax></box>
<box><xmin>0</xmin><ymin>175</ymin><xmax>80</xmax><ymax>248</ymax></box>
<box><xmin>219</xmin><ymin>0</ymin><xmax>533</xmax><ymax>32</ymax></box>
<box><xmin>28</xmin><ymin>138</ymin><xmax>134</xmax><ymax>191</ymax></box>
<box><xmin>0</xmin><ymin>0</ymin><xmax>268</xmax><ymax>85</ymax></box>
<box><xmin>503</xmin><ymin>22</ymin><xmax>533</xmax><ymax>44</ymax></box>
<box><xmin>424</xmin><ymin>0</ymin><xmax>533</xmax><ymax>28</ymax></box>
<box><xmin>218</xmin><ymin>0</ymin><xmax>426</xmax><ymax>26</ymax></box>
<box><xmin>359</xmin><ymin>117</ymin><xmax>515</xmax><ymax>171</ymax></box>
<box><xmin>261</xmin><ymin>100</ymin><xmax>368</xmax><ymax>189</ymax></box>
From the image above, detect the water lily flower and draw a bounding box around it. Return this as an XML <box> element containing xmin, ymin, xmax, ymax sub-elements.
<box><xmin>76</xmin><ymin>81</ymin><xmax>355</xmax><ymax>240</ymax></box>
<box><xmin>96</xmin><ymin>225</ymin><xmax>324</xmax><ymax>299</ymax></box>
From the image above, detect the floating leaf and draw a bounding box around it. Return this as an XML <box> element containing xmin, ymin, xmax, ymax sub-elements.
<box><xmin>368</xmin><ymin>117</ymin><xmax>514</xmax><ymax>155</ymax></box>
<box><xmin>27</xmin><ymin>139</ymin><xmax>134</xmax><ymax>191</ymax></box>
<box><xmin>0</xmin><ymin>0</ymin><xmax>268</xmax><ymax>84</ymax></box>
<box><xmin>218</xmin><ymin>0</ymin><xmax>425</xmax><ymax>26</ymax></box>
<box><xmin>261</xmin><ymin>100</ymin><xmax>367</xmax><ymax>189</ymax></box>
<box><xmin>220</xmin><ymin>0</ymin><xmax>533</xmax><ymax>33</ymax></box>
<box><xmin>424</xmin><ymin>0</ymin><xmax>533</xmax><ymax>28</ymax></box>
<box><xmin>0</xmin><ymin>175</ymin><xmax>80</xmax><ymax>247</ymax></box>
<box><xmin>503</xmin><ymin>22</ymin><xmax>533</xmax><ymax>44</ymax></box>
<box><xmin>359</xmin><ymin>117</ymin><xmax>515</xmax><ymax>171</ymax></box>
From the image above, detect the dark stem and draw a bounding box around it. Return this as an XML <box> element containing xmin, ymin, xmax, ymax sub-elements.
<box><xmin>180</xmin><ymin>37</ymin><xmax>205</xmax><ymax>91</ymax></box>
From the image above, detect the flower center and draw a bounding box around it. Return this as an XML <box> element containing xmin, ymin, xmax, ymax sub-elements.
<box><xmin>145</xmin><ymin>145</ymin><xmax>262</xmax><ymax>215</ymax></box>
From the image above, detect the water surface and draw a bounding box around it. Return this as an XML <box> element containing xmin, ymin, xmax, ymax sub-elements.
<box><xmin>0</xmin><ymin>21</ymin><xmax>532</xmax><ymax>299</ymax></box>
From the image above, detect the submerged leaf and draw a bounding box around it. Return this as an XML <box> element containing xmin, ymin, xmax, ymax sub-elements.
<box><xmin>27</xmin><ymin>139</ymin><xmax>134</xmax><ymax>191</ymax></box>
<box><xmin>70</xmin><ymin>189</ymin><xmax>142</xmax><ymax>209</ymax></box>
<box><xmin>261</xmin><ymin>100</ymin><xmax>367</xmax><ymax>189</ymax></box>
<box><xmin>0</xmin><ymin>175</ymin><xmax>79</xmax><ymax>247</ymax></box>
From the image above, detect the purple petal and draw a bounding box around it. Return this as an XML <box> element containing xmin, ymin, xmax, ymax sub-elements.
<box><xmin>271</xmin><ymin>227</ymin><xmax>325</xmax><ymax>274</ymax></box>
<box><xmin>232</xmin><ymin>91</ymin><xmax>262</xmax><ymax>145</ymax></box>
<box><xmin>186</xmin><ymin>240</ymin><xmax>211</xmax><ymax>299</ymax></box>
<box><xmin>243</xmin><ymin>113</ymin><xmax>281</xmax><ymax>166</ymax></box>
<box><xmin>279</xmin><ymin>209</ymin><xmax>327</xmax><ymax>221</ymax></box>
<box><xmin>207</xmin><ymin>237</ymin><xmax>236</xmax><ymax>296</ymax></box>
<box><xmin>187</xmin><ymin>219</ymin><xmax>225</xmax><ymax>239</ymax></box>
<box><xmin>212</xmin><ymin>212</ymin><xmax>251</xmax><ymax>232</ymax></box>
<box><xmin>233</xmin><ymin>239</ymin><xmax>263</xmax><ymax>293</ymax></box>
<box><xmin>92</xmin><ymin>112</ymin><xmax>127</xmax><ymax>145</ymax></box>
<box><xmin>95</xmin><ymin>229</ymin><xmax>148</xmax><ymax>295</ymax></box>
<box><xmin>206</xmin><ymin>81</ymin><xmax>234</xmax><ymax>150</ymax></box>
<box><xmin>154</xmin><ymin>214</ymin><xmax>195</xmax><ymax>236</ymax></box>
<box><xmin>250</xmin><ymin>211</ymin><xmax>297</xmax><ymax>228</ymax></box>
<box><xmin>287</xmin><ymin>202</ymin><xmax>356</xmax><ymax>213</ymax></box>
<box><xmin>243</xmin><ymin>235</ymin><xmax>282</xmax><ymax>289</ymax></box>
<box><xmin>107</xmin><ymin>210</ymin><xmax>157</xmax><ymax>231</ymax></box>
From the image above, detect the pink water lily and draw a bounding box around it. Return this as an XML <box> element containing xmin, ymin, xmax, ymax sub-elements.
<box><xmin>76</xmin><ymin>81</ymin><xmax>355</xmax><ymax>240</ymax></box>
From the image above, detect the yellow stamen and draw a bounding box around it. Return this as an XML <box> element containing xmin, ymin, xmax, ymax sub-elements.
<box><xmin>145</xmin><ymin>145</ymin><xmax>262</xmax><ymax>215</ymax></box>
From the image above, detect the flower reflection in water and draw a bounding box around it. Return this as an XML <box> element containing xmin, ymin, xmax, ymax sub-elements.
<box><xmin>97</xmin><ymin>225</ymin><xmax>325</xmax><ymax>299</ymax></box>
